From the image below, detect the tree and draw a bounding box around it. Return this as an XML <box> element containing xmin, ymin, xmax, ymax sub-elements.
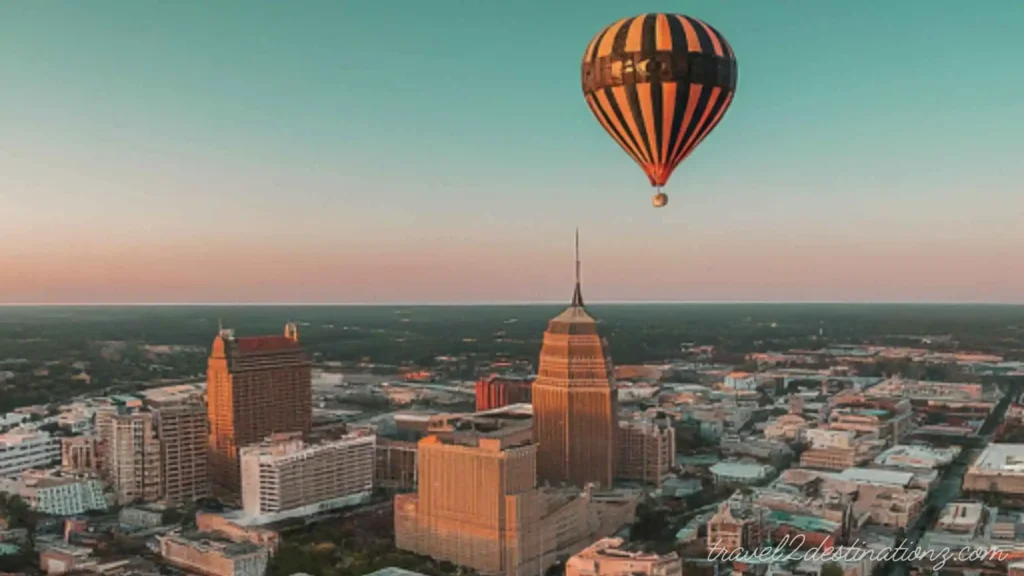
<box><xmin>820</xmin><ymin>561</ymin><xmax>844</xmax><ymax>576</ymax></box>
<box><xmin>266</xmin><ymin>543</ymin><xmax>321</xmax><ymax>576</ymax></box>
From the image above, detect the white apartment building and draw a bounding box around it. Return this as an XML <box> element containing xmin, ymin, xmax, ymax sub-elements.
<box><xmin>20</xmin><ymin>473</ymin><xmax>107</xmax><ymax>516</ymax></box>
<box><xmin>240</xmin><ymin>432</ymin><xmax>375</xmax><ymax>524</ymax></box>
<box><xmin>0</xmin><ymin>429</ymin><xmax>60</xmax><ymax>476</ymax></box>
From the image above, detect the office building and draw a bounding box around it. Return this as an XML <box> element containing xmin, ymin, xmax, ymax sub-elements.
<box><xmin>0</xmin><ymin>429</ymin><xmax>60</xmax><ymax>476</ymax></box>
<box><xmin>99</xmin><ymin>410</ymin><xmax>162</xmax><ymax>504</ymax></box>
<box><xmin>240</xmin><ymin>431</ymin><xmax>374</xmax><ymax>523</ymax></box>
<box><xmin>532</xmin><ymin>234</ymin><xmax>616</xmax><ymax>488</ymax></box>
<box><xmin>616</xmin><ymin>418</ymin><xmax>674</xmax><ymax>487</ymax></box>
<box><xmin>155</xmin><ymin>404</ymin><xmax>210</xmax><ymax>505</ymax></box>
<box><xmin>394</xmin><ymin>410</ymin><xmax>636</xmax><ymax>576</ymax></box>
<box><xmin>60</xmin><ymin>436</ymin><xmax>100</xmax><ymax>472</ymax></box>
<box><xmin>207</xmin><ymin>323</ymin><xmax>312</xmax><ymax>498</ymax></box>
<box><xmin>566</xmin><ymin>538</ymin><xmax>681</xmax><ymax>576</ymax></box>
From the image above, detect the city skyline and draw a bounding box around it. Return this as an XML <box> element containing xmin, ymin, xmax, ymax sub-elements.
<box><xmin>3</xmin><ymin>1</ymin><xmax>1023</xmax><ymax>304</ymax></box>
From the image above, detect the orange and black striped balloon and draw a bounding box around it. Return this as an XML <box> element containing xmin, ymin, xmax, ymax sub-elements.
<box><xmin>582</xmin><ymin>13</ymin><xmax>738</xmax><ymax>188</ymax></box>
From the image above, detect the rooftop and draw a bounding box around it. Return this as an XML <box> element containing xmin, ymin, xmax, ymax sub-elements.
<box><xmin>835</xmin><ymin>467</ymin><xmax>914</xmax><ymax>488</ymax></box>
<box><xmin>710</xmin><ymin>461</ymin><xmax>774</xmax><ymax>479</ymax></box>
<box><xmin>767</xmin><ymin>510</ymin><xmax>841</xmax><ymax>534</ymax></box>
<box><xmin>969</xmin><ymin>444</ymin><xmax>1024</xmax><ymax>474</ymax></box>
<box><xmin>162</xmin><ymin>532</ymin><xmax>263</xmax><ymax>557</ymax></box>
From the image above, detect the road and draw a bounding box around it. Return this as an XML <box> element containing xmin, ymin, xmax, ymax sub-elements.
<box><xmin>888</xmin><ymin>381</ymin><xmax>1021</xmax><ymax>576</ymax></box>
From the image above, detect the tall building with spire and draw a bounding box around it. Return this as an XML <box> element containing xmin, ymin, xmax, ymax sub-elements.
<box><xmin>532</xmin><ymin>231</ymin><xmax>617</xmax><ymax>488</ymax></box>
<box><xmin>206</xmin><ymin>322</ymin><xmax>312</xmax><ymax>498</ymax></box>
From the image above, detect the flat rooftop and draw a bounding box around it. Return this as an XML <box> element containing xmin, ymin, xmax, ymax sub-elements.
<box><xmin>969</xmin><ymin>444</ymin><xmax>1024</xmax><ymax>474</ymax></box>
<box><xmin>836</xmin><ymin>467</ymin><xmax>914</xmax><ymax>487</ymax></box>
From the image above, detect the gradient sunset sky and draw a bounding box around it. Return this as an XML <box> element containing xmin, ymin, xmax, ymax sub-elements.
<box><xmin>2</xmin><ymin>1</ymin><xmax>1022</xmax><ymax>304</ymax></box>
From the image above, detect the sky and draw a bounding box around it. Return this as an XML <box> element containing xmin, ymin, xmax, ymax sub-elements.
<box><xmin>2</xmin><ymin>1</ymin><xmax>1022</xmax><ymax>304</ymax></box>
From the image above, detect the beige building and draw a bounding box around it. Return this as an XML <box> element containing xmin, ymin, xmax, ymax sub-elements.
<box><xmin>395</xmin><ymin>412</ymin><xmax>637</xmax><ymax>576</ymax></box>
<box><xmin>616</xmin><ymin>419</ymin><xmax>674</xmax><ymax>487</ymax></box>
<box><xmin>963</xmin><ymin>443</ymin><xmax>1024</xmax><ymax>496</ymax></box>
<box><xmin>240</xmin><ymin>431</ymin><xmax>375</xmax><ymax>523</ymax></box>
<box><xmin>196</xmin><ymin>512</ymin><xmax>280</xmax><ymax>550</ymax></box>
<box><xmin>763</xmin><ymin>414</ymin><xmax>810</xmax><ymax>442</ymax></box>
<box><xmin>99</xmin><ymin>409</ymin><xmax>162</xmax><ymax>504</ymax></box>
<box><xmin>157</xmin><ymin>532</ymin><xmax>269</xmax><ymax>576</ymax></box>
<box><xmin>61</xmin><ymin>436</ymin><xmax>100</xmax><ymax>472</ymax></box>
<box><xmin>566</xmin><ymin>538</ymin><xmax>681</xmax><ymax>576</ymax></box>
<box><xmin>799</xmin><ymin>429</ymin><xmax>885</xmax><ymax>471</ymax></box>
<box><xmin>155</xmin><ymin>403</ymin><xmax>210</xmax><ymax>505</ymax></box>
<box><xmin>828</xmin><ymin>406</ymin><xmax>913</xmax><ymax>446</ymax></box>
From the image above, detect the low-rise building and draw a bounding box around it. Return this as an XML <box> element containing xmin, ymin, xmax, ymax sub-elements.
<box><xmin>799</xmin><ymin>429</ymin><xmax>885</xmax><ymax>471</ymax></box>
<box><xmin>195</xmin><ymin>512</ymin><xmax>280</xmax><ymax>550</ymax></box>
<box><xmin>963</xmin><ymin>443</ymin><xmax>1024</xmax><ymax>496</ymax></box>
<box><xmin>828</xmin><ymin>405</ymin><xmax>913</xmax><ymax>446</ymax></box>
<box><xmin>720</xmin><ymin>436</ymin><xmax>793</xmax><ymax>467</ymax></box>
<box><xmin>39</xmin><ymin>544</ymin><xmax>95</xmax><ymax>575</ymax></box>
<box><xmin>566</xmin><ymin>537</ymin><xmax>681</xmax><ymax>576</ymax></box>
<box><xmin>873</xmin><ymin>444</ymin><xmax>960</xmax><ymax>470</ymax></box>
<box><xmin>0</xmin><ymin>429</ymin><xmax>60</xmax><ymax>476</ymax></box>
<box><xmin>19</xmin><ymin>472</ymin><xmax>107</xmax><ymax>516</ymax></box>
<box><xmin>763</xmin><ymin>414</ymin><xmax>810</xmax><ymax>443</ymax></box>
<box><xmin>157</xmin><ymin>532</ymin><xmax>269</xmax><ymax>576</ymax></box>
<box><xmin>119</xmin><ymin>505</ymin><xmax>166</xmax><ymax>529</ymax></box>
<box><xmin>723</xmin><ymin>372</ymin><xmax>758</xmax><ymax>391</ymax></box>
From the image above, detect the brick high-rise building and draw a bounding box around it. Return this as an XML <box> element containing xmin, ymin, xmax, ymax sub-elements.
<box><xmin>532</xmin><ymin>232</ymin><xmax>616</xmax><ymax>488</ymax></box>
<box><xmin>475</xmin><ymin>375</ymin><xmax>533</xmax><ymax>412</ymax></box>
<box><xmin>207</xmin><ymin>323</ymin><xmax>312</xmax><ymax>498</ymax></box>
<box><xmin>154</xmin><ymin>404</ymin><xmax>210</xmax><ymax>506</ymax></box>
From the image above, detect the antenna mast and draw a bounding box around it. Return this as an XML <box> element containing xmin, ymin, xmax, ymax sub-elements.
<box><xmin>572</xmin><ymin>228</ymin><xmax>584</xmax><ymax>307</ymax></box>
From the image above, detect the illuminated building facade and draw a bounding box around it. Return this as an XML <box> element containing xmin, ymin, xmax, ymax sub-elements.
<box><xmin>207</xmin><ymin>323</ymin><xmax>312</xmax><ymax>498</ymax></box>
<box><xmin>532</xmin><ymin>233</ymin><xmax>616</xmax><ymax>488</ymax></box>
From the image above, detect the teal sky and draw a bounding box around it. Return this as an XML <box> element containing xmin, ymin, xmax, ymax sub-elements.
<box><xmin>2</xmin><ymin>1</ymin><xmax>1022</xmax><ymax>304</ymax></box>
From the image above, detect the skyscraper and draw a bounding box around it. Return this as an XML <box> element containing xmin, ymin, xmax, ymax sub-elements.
<box><xmin>532</xmin><ymin>232</ymin><xmax>617</xmax><ymax>488</ymax></box>
<box><xmin>207</xmin><ymin>323</ymin><xmax>312</xmax><ymax>498</ymax></box>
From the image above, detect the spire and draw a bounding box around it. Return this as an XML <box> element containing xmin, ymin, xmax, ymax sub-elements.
<box><xmin>571</xmin><ymin>228</ymin><xmax>584</xmax><ymax>308</ymax></box>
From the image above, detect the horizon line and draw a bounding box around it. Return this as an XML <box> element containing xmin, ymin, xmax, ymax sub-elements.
<box><xmin>2</xmin><ymin>300</ymin><xmax>1024</xmax><ymax>307</ymax></box>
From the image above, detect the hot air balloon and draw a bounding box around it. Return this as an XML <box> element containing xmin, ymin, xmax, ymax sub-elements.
<box><xmin>581</xmin><ymin>14</ymin><xmax>738</xmax><ymax>208</ymax></box>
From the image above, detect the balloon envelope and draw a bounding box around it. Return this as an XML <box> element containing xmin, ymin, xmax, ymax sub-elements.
<box><xmin>581</xmin><ymin>14</ymin><xmax>738</xmax><ymax>188</ymax></box>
